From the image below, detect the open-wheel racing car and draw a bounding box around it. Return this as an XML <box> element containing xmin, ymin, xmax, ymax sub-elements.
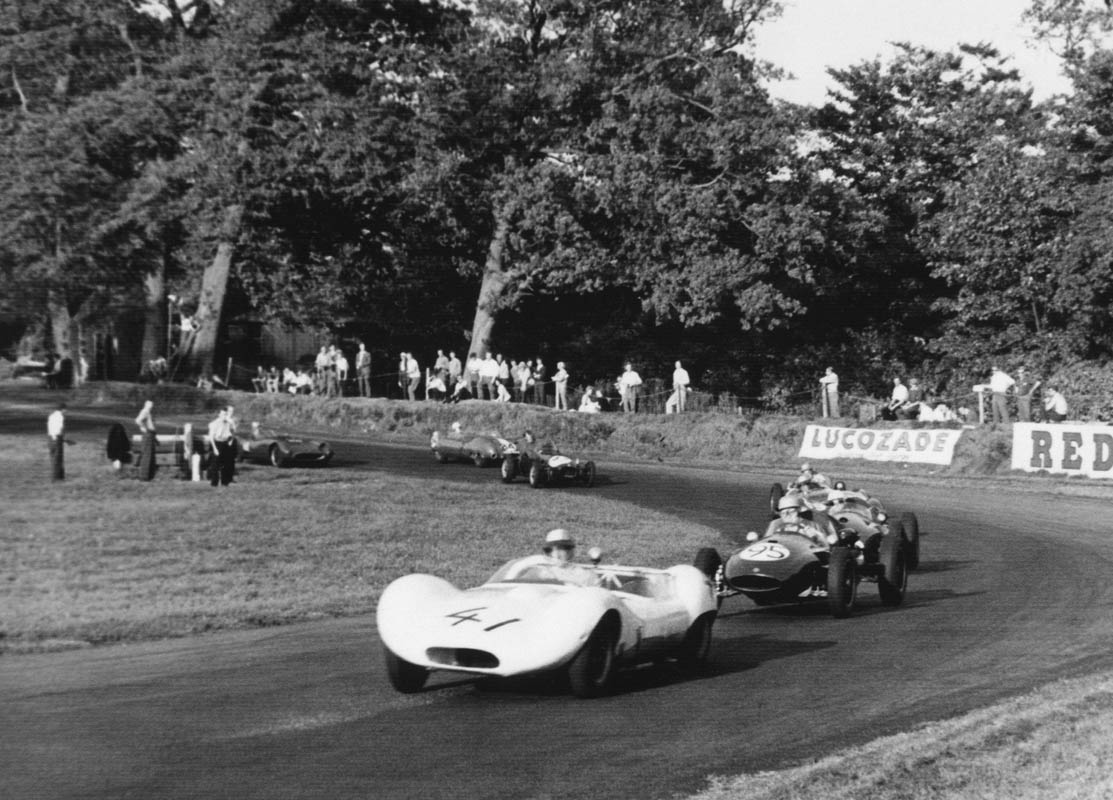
<box><xmin>500</xmin><ymin>439</ymin><xmax>597</xmax><ymax>488</ymax></box>
<box><xmin>696</xmin><ymin>484</ymin><xmax>919</xmax><ymax>617</ymax></box>
<box><xmin>376</xmin><ymin>552</ymin><xmax>718</xmax><ymax>698</ymax></box>
<box><xmin>236</xmin><ymin>423</ymin><xmax>333</xmax><ymax>468</ymax></box>
<box><xmin>429</xmin><ymin>426</ymin><xmax>515</xmax><ymax>467</ymax></box>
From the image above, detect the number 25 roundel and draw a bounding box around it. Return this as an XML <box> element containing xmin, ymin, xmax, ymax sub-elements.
<box><xmin>739</xmin><ymin>542</ymin><xmax>790</xmax><ymax>561</ymax></box>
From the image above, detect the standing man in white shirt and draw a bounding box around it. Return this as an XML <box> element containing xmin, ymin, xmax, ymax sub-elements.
<box><xmin>617</xmin><ymin>362</ymin><xmax>643</xmax><ymax>413</ymax></box>
<box><xmin>819</xmin><ymin>367</ymin><xmax>839</xmax><ymax>418</ymax></box>
<box><xmin>207</xmin><ymin>405</ymin><xmax>237</xmax><ymax>487</ymax></box>
<box><xmin>988</xmin><ymin>366</ymin><xmax>1016</xmax><ymax>425</ymax></box>
<box><xmin>356</xmin><ymin>342</ymin><xmax>372</xmax><ymax>397</ymax></box>
<box><xmin>553</xmin><ymin>361</ymin><xmax>570</xmax><ymax>410</ymax></box>
<box><xmin>672</xmin><ymin>360</ymin><xmax>691</xmax><ymax>413</ymax></box>
<box><xmin>47</xmin><ymin>402</ymin><xmax>67</xmax><ymax>481</ymax></box>
<box><xmin>406</xmin><ymin>352</ymin><xmax>421</xmax><ymax>400</ymax></box>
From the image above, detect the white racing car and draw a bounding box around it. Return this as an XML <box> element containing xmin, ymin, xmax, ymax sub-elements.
<box><xmin>376</xmin><ymin>553</ymin><xmax>718</xmax><ymax>698</ymax></box>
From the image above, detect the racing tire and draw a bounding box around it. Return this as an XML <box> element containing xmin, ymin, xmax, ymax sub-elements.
<box><xmin>528</xmin><ymin>462</ymin><xmax>547</xmax><ymax>489</ymax></box>
<box><xmin>826</xmin><ymin>547</ymin><xmax>857</xmax><ymax>619</ymax></box>
<box><xmin>384</xmin><ymin>647</ymin><xmax>428</xmax><ymax>693</ymax></box>
<box><xmin>269</xmin><ymin>444</ymin><xmax>288</xmax><ymax>468</ymax></box>
<box><xmin>878</xmin><ymin>532</ymin><xmax>907</xmax><ymax>607</ymax></box>
<box><xmin>769</xmin><ymin>482</ymin><xmax>785</xmax><ymax>516</ymax></box>
<box><xmin>900</xmin><ymin>511</ymin><xmax>921</xmax><ymax>571</ymax></box>
<box><xmin>582</xmin><ymin>461</ymin><xmax>597</xmax><ymax>487</ymax></box>
<box><xmin>693</xmin><ymin>547</ymin><xmax>722</xmax><ymax>579</ymax></box>
<box><xmin>677</xmin><ymin>612</ymin><xmax>716</xmax><ymax>672</ymax></box>
<box><xmin>500</xmin><ymin>456</ymin><xmax>517</xmax><ymax>483</ymax></box>
<box><xmin>568</xmin><ymin>619</ymin><xmax>617</xmax><ymax>698</ymax></box>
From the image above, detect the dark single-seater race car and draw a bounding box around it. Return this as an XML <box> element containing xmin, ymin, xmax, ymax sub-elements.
<box><xmin>236</xmin><ymin>423</ymin><xmax>333</xmax><ymax>468</ymax></box>
<box><xmin>376</xmin><ymin>551</ymin><xmax>718</xmax><ymax>698</ymax></box>
<box><xmin>695</xmin><ymin>488</ymin><xmax>919</xmax><ymax>617</ymax></box>
<box><xmin>500</xmin><ymin>438</ymin><xmax>597</xmax><ymax>488</ymax></box>
<box><xmin>429</xmin><ymin>426</ymin><xmax>515</xmax><ymax>466</ymax></box>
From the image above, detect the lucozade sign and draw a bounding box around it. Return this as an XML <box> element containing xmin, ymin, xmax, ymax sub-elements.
<box><xmin>1012</xmin><ymin>422</ymin><xmax>1113</xmax><ymax>479</ymax></box>
<box><xmin>798</xmin><ymin>425</ymin><xmax>963</xmax><ymax>465</ymax></box>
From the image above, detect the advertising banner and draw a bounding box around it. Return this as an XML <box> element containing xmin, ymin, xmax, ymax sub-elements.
<box><xmin>798</xmin><ymin>425</ymin><xmax>963</xmax><ymax>466</ymax></box>
<box><xmin>1011</xmin><ymin>422</ymin><xmax>1113</xmax><ymax>479</ymax></box>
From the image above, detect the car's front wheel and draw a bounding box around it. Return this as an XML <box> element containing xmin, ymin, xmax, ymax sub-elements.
<box><xmin>769</xmin><ymin>482</ymin><xmax>785</xmax><ymax>515</ymax></box>
<box><xmin>900</xmin><ymin>511</ymin><xmax>921</xmax><ymax>570</ymax></box>
<box><xmin>500</xmin><ymin>456</ymin><xmax>517</xmax><ymax>483</ymax></box>
<box><xmin>384</xmin><ymin>648</ymin><xmax>428</xmax><ymax>693</ymax></box>
<box><xmin>827</xmin><ymin>547</ymin><xmax>857</xmax><ymax>618</ymax></box>
<box><xmin>581</xmin><ymin>461</ymin><xmax>596</xmax><ymax>487</ymax></box>
<box><xmin>878</xmin><ymin>532</ymin><xmax>907</xmax><ymax>607</ymax></box>
<box><xmin>528</xmin><ymin>462</ymin><xmax>547</xmax><ymax>488</ymax></box>
<box><xmin>568</xmin><ymin>620</ymin><xmax>617</xmax><ymax>698</ymax></box>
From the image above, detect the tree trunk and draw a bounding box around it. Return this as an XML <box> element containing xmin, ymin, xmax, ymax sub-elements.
<box><xmin>182</xmin><ymin>204</ymin><xmax>243</xmax><ymax>379</ymax></box>
<box><xmin>468</xmin><ymin>207</ymin><xmax>514</xmax><ymax>356</ymax></box>
<box><xmin>46</xmin><ymin>288</ymin><xmax>73</xmax><ymax>361</ymax></box>
<box><xmin>140</xmin><ymin>258</ymin><xmax>166</xmax><ymax>367</ymax></box>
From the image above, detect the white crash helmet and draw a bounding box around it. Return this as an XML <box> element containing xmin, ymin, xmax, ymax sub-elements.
<box><xmin>777</xmin><ymin>495</ymin><xmax>802</xmax><ymax>512</ymax></box>
<box><xmin>543</xmin><ymin>528</ymin><xmax>575</xmax><ymax>552</ymax></box>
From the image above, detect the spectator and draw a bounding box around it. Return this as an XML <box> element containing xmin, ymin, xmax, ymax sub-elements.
<box><xmin>447</xmin><ymin>351</ymin><xmax>462</xmax><ymax>394</ymax></box>
<box><xmin>988</xmin><ymin>366</ymin><xmax>1015</xmax><ymax>425</ymax></box>
<box><xmin>266</xmin><ymin>367</ymin><xmax>280</xmax><ymax>393</ymax></box>
<box><xmin>397</xmin><ymin>352</ymin><xmax>408</xmax><ymax>399</ymax></box>
<box><xmin>1043</xmin><ymin>385</ymin><xmax>1068</xmax><ymax>422</ymax></box>
<box><xmin>479</xmin><ymin>352</ymin><xmax>499</xmax><ymax>400</ymax></box>
<box><xmin>465</xmin><ymin>352</ymin><xmax>481</xmax><ymax>397</ymax></box>
<box><xmin>497</xmin><ymin>354</ymin><xmax>510</xmax><ymax>396</ymax></box>
<box><xmin>900</xmin><ymin>378</ymin><xmax>925</xmax><ymax>420</ymax></box>
<box><xmin>434</xmin><ymin>349</ymin><xmax>449</xmax><ymax>379</ymax></box>
<box><xmin>671</xmin><ymin>360</ymin><xmax>691</xmax><ymax>413</ymax></box>
<box><xmin>405</xmin><ymin>351</ymin><xmax>421</xmax><ymax>400</ymax></box>
<box><xmin>883</xmin><ymin>377</ymin><xmax>908</xmax><ymax>421</ymax></box>
<box><xmin>206</xmin><ymin>405</ymin><xmax>237</xmax><ymax>487</ymax></box>
<box><xmin>553</xmin><ymin>361</ymin><xmax>570</xmax><ymax>410</ymax></box>
<box><xmin>819</xmin><ymin>366</ymin><xmax>839</xmax><ymax>418</ymax></box>
<box><xmin>617</xmin><ymin>362</ymin><xmax>643</xmax><ymax>413</ymax></box>
<box><xmin>335</xmin><ymin>348</ymin><xmax>349</xmax><ymax>394</ymax></box>
<box><xmin>514</xmin><ymin>360</ymin><xmax>530</xmax><ymax>402</ymax></box>
<box><xmin>314</xmin><ymin>346</ymin><xmax>330</xmax><ymax>384</ymax></box>
<box><xmin>428</xmin><ymin>371</ymin><xmax>447</xmax><ymax>401</ymax></box>
<box><xmin>1015</xmin><ymin>367</ymin><xmax>1041</xmax><ymax>423</ymax></box>
<box><xmin>532</xmin><ymin>358</ymin><xmax>547</xmax><ymax>405</ymax></box>
<box><xmin>495</xmin><ymin>379</ymin><xmax>512</xmax><ymax>402</ymax></box>
<box><xmin>134</xmin><ymin>399</ymin><xmax>158</xmax><ymax>481</ymax></box>
<box><xmin>578</xmin><ymin>388</ymin><xmax>601</xmax><ymax>413</ymax></box>
<box><xmin>252</xmin><ymin>366</ymin><xmax>267</xmax><ymax>393</ymax></box>
<box><xmin>356</xmin><ymin>342</ymin><xmax>372</xmax><ymax>397</ymax></box>
<box><xmin>47</xmin><ymin>402</ymin><xmax>67</xmax><ymax>481</ymax></box>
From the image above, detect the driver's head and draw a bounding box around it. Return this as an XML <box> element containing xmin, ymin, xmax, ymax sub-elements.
<box><xmin>777</xmin><ymin>495</ymin><xmax>802</xmax><ymax>521</ymax></box>
<box><xmin>543</xmin><ymin>528</ymin><xmax>575</xmax><ymax>562</ymax></box>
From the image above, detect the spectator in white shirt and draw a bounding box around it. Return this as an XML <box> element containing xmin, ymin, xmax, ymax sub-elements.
<box><xmin>988</xmin><ymin>366</ymin><xmax>1016</xmax><ymax>425</ymax></box>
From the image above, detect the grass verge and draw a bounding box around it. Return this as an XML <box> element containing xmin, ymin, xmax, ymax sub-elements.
<box><xmin>0</xmin><ymin>432</ymin><xmax>728</xmax><ymax>655</ymax></box>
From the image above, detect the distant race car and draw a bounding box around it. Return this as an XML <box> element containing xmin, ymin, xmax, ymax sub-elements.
<box><xmin>695</xmin><ymin>486</ymin><xmax>919</xmax><ymax>617</ymax></box>
<box><xmin>236</xmin><ymin>424</ymin><xmax>333</xmax><ymax>468</ymax></box>
<box><xmin>376</xmin><ymin>553</ymin><xmax>718</xmax><ymax>698</ymax></box>
<box><xmin>500</xmin><ymin>440</ymin><xmax>597</xmax><ymax>488</ymax></box>
<box><xmin>429</xmin><ymin>428</ymin><xmax>515</xmax><ymax>466</ymax></box>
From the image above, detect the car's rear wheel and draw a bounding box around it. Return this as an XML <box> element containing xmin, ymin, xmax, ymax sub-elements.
<box><xmin>269</xmin><ymin>445</ymin><xmax>288</xmax><ymax>468</ymax></box>
<box><xmin>901</xmin><ymin>511</ymin><xmax>921</xmax><ymax>570</ymax></box>
<box><xmin>568</xmin><ymin>619</ymin><xmax>617</xmax><ymax>698</ymax></box>
<box><xmin>878</xmin><ymin>531</ymin><xmax>907</xmax><ymax>607</ymax></box>
<box><xmin>693</xmin><ymin>547</ymin><xmax>722</xmax><ymax>579</ymax></box>
<box><xmin>769</xmin><ymin>482</ymin><xmax>785</xmax><ymax>515</ymax></box>
<box><xmin>500</xmin><ymin>456</ymin><xmax>517</xmax><ymax>483</ymax></box>
<box><xmin>529</xmin><ymin>462</ymin><xmax>547</xmax><ymax>488</ymax></box>
<box><xmin>677</xmin><ymin>612</ymin><xmax>716</xmax><ymax>671</ymax></box>
<box><xmin>384</xmin><ymin>648</ymin><xmax>428</xmax><ymax>693</ymax></box>
<box><xmin>582</xmin><ymin>461</ymin><xmax>596</xmax><ymax>487</ymax></box>
<box><xmin>827</xmin><ymin>547</ymin><xmax>857</xmax><ymax>618</ymax></box>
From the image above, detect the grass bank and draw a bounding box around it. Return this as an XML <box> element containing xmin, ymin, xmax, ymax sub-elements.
<box><xmin>0</xmin><ymin>431</ymin><xmax>728</xmax><ymax>655</ymax></box>
<box><xmin>72</xmin><ymin>381</ymin><xmax>1040</xmax><ymax>479</ymax></box>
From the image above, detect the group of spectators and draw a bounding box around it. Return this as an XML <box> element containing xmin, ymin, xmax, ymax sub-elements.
<box><xmin>251</xmin><ymin>342</ymin><xmax>374</xmax><ymax>399</ymax></box>
<box><xmin>410</xmin><ymin>350</ymin><xmax>695</xmax><ymax>414</ymax></box>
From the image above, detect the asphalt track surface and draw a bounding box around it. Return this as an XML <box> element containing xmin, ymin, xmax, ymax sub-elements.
<box><xmin>4</xmin><ymin>404</ymin><xmax>1113</xmax><ymax>800</ymax></box>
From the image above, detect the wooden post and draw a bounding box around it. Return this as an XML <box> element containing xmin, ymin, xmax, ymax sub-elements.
<box><xmin>225</xmin><ymin>357</ymin><xmax>233</xmax><ymax>388</ymax></box>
